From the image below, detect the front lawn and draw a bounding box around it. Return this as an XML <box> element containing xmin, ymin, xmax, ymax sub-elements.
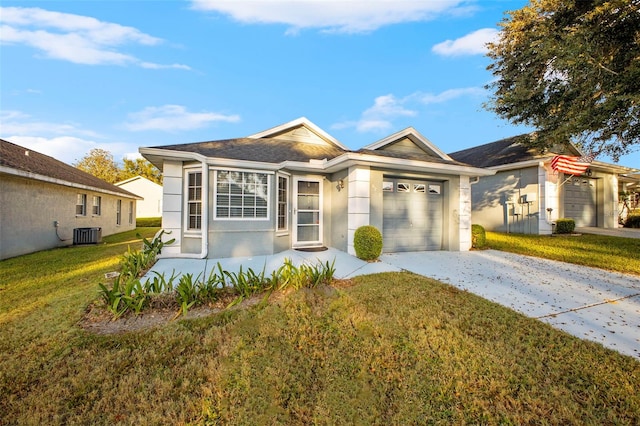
<box><xmin>1</xmin><ymin>229</ymin><xmax>639</xmax><ymax>424</ymax></box>
<box><xmin>487</xmin><ymin>231</ymin><xmax>640</xmax><ymax>276</ymax></box>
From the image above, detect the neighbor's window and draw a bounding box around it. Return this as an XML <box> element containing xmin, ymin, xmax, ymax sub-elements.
<box><xmin>76</xmin><ymin>193</ymin><xmax>87</xmax><ymax>216</ymax></box>
<box><xmin>215</xmin><ymin>170</ymin><xmax>269</xmax><ymax>219</ymax></box>
<box><xmin>187</xmin><ymin>171</ymin><xmax>202</xmax><ymax>230</ymax></box>
<box><xmin>116</xmin><ymin>200</ymin><xmax>122</xmax><ymax>225</ymax></box>
<box><xmin>277</xmin><ymin>175</ymin><xmax>289</xmax><ymax>231</ymax></box>
<box><xmin>92</xmin><ymin>196</ymin><xmax>102</xmax><ymax>215</ymax></box>
<box><xmin>128</xmin><ymin>201</ymin><xmax>134</xmax><ymax>225</ymax></box>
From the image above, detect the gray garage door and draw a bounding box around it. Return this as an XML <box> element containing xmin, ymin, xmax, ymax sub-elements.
<box><xmin>382</xmin><ymin>178</ymin><xmax>443</xmax><ymax>252</ymax></box>
<box><xmin>564</xmin><ymin>177</ymin><xmax>597</xmax><ymax>227</ymax></box>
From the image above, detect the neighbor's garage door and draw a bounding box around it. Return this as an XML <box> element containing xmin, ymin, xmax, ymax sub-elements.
<box><xmin>564</xmin><ymin>177</ymin><xmax>597</xmax><ymax>227</ymax></box>
<box><xmin>382</xmin><ymin>178</ymin><xmax>443</xmax><ymax>252</ymax></box>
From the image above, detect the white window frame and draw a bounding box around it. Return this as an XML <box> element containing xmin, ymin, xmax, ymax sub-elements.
<box><xmin>116</xmin><ymin>199</ymin><xmax>122</xmax><ymax>225</ymax></box>
<box><xmin>276</xmin><ymin>173</ymin><xmax>290</xmax><ymax>233</ymax></box>
<box><xmin>76</xmin><ymin>193</ymin><xmax>87</xmax><ymax>216</ymax></box>
<box><xmin>185</xmin><ymin>170</ymin><xmax>203</xmax><ymax>232</ymax></box>
<box><xmin>214</xmin><ymin>169</ymin><xmax>271</xmax><ymax>221</ymax></box>
<box><xmin>92</xmin><ymin>195</ymin><xmax>102</xmax><ymax>216</ymax></box>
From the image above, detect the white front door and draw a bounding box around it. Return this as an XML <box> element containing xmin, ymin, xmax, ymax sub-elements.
<box><xmin>293</xmin><ymin>177</ymin><xmax>323</xmax><ymax>247</ymax></box>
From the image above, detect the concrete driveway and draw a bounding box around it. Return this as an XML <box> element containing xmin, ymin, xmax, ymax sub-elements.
<box><xmin>148</xmin><ymin>248</ymin><xmax>640</xmax><ymax>360</ymax></box>
<box><xmin>381</xmin><ymin>250</ymin><xmax>640</xmax><ymax>360</ymax></box>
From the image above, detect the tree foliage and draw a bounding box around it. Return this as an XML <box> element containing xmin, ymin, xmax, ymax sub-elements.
<box><xmin>74</xmin><ymin>149</ymin><xmax>162</xmax><ymax>184</ymax></box>
<box><xmin>486</xmin><ymin>0</ymin><xmax>640</xmax><ymax>161</ymax></box>
<box><xmin>122</xmin><ymin>158</ymin><xmax>163</xmax><ymax>184</ymax></box>
<box><xmin>74</xmin><ymin>149</ymin><xmax>121</xmax><ymax>184</ymax></box>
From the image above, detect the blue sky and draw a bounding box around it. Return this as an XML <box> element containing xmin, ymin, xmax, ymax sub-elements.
<box><xmin>1</xmin><ymin>0</ymin><xmax>638</xmax><ymax>169</ymax></box>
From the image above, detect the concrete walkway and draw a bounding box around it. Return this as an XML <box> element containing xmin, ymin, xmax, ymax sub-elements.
<box><xmin>147</xmin><ymin>248</ymin><xmax>640</xmax><ymax>360</ymax></box>
<box><xmin>576</xmin><ymin>226</ymin><xmax>640</xmax><ymax>239</ymax></box>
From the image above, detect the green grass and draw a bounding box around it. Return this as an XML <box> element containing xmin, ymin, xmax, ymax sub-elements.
<box><xmin>486</xmin><ymin>232</ymin><xmax>640</xmax><ymax>276</ymax></box>
<box><xmin>1</xmin><ymin>229</ymin><xmax>639</xmax><ymax>424</ymax></box>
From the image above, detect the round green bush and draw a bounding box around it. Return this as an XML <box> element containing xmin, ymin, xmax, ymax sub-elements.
<box><xmin>555</xmin><ymin>218</ymin><xmax>576</xmax><ymax>234</ymax></box>
<box><xmin>471</xmin><ymin>224</ymin><xmax>486</xmax><ymax>249</ymax></box>
<box><xmin>624</xmin><ymin>213</ymin><xmax>640</xmax><ymax>228</ymax></box>
<box><xmin>354</xmin><ymin>226</ymin><xmax>383</xmax><ymax>261</ymax></box>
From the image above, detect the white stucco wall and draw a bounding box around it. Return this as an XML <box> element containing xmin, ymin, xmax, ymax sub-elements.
<box><xmin>159</xmin><ymin>161</ymin><xmax>183</xmax><ymax>257</ymax></box>
<box><xmin>347</xmin><ymin>166</ymin><xmax>371</xmax><ymax>256</ymax></box>
<box><xmin>116</xmin><ymin>177</ymin><xmax>162</xmax><ymax>218</ymax></box>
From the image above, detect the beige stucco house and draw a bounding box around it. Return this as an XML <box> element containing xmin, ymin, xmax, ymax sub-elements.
<box><xmin>0</xmin><ymin>139</ymin><xmax>140</xmax><ymax>260</ymax></box>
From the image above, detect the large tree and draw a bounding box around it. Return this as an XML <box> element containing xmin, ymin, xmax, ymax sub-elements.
<box><xmin>74</xmin><ymin>149</ymin><xmax>162</xmax><ymax>184</ymax></box>
<box><xmin>485</xmin><ymin>0</ymin><xmax>640</xmax><ymax>161</ymax></box>
<box><xmin>121</xmin><ymin>157</ymin><xmax>163</xmax><ymax>185</ymax></box>
<box><xmin>74</xmin><ymin>148</ymin><xmax>121</xmax><ymax>183</ymax></box>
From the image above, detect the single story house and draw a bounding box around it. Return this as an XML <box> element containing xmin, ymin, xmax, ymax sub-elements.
<box><xmin>449</xmin><ymin>136</ymin><xmax>638</xmax><ymax>234</ymax></box>
<box><xmin>116</xmin><ymin>175</ymin><xmax>163</xmax><ymax>218</ymax></box>
<box><xmin>140</xmin><ymin>117</ymin><xmax>494</xmax><ymax>259</ymax></box>
<box><xmin>0</xmin><ymin>139</ymin><xmax>140</xmax><ymax>260</ymax></box>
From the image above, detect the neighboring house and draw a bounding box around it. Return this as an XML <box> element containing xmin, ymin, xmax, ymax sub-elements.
<box><xmin>449</xmin><ymin>136</ymin><xmax>638</xmax><ymax>234</ymax></box>
<box><xmin>116</xmin><ymin>176</ymin><xmax>163</xmax><ymax>218</ymax></box>
<box><xmin>0</xmin><ymin>139</ymin><xmax>140</xmax><ymax>260</ymax></box>
<box><xmin>140</xmin><ymin>117</ymin><xmax>493</xmax><ymax>259</ymax></box>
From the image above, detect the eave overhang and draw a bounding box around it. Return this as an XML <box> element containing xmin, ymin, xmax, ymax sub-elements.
<box><xmin>140</xmin><ymin>147</ymin><xmax>495</xmax><ymax>178</ymax></box>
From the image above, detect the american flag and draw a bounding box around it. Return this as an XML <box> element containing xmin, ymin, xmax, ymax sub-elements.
<box><xmin>550</xmin><ymin>153</ymin><xmax>595</xmax><ymax>175</ymax></box>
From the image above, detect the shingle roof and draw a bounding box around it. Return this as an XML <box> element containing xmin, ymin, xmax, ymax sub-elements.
<box><xmin>448</xmin><ymin>136</ymin><xmax>546</xmax><ymax>168</ymax></box>
<box><xmin>355</xmin><ymin>148</ymin><xmax>470</xmax><ymax>166</ymax></box>
<box><xmin>150</xmin><ymin>137</ymin><xmax>346</xmax><ymax>163</ymax></box>
<box><xmin>0</xmin><ymin>139</ymin><xmax>139</xmax><ymax>198</ymax></box>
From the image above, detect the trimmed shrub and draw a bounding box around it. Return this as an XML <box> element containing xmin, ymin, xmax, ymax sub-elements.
<box><xmin>137</xmin><ymin>217</ymin><xmax>162</xmax><ymax>227</ymax></box>
<box><xmin>471</xmin><ymin>224</ymin><xmax>486</xmax><ymax>249</ymax></box>
<box><xmin>354</xmin><ymin>226</ymin><xmax>383</xmax><ymax>261</ymax></box>
<box><xmin>624</xmin><ymin>213</ymin><xmax>640</xmax><ymax>229</ymax></box>
<box><xmin>555</xmin><ymin>218</ymin><xmax>576</xmax><ymax>234</ymax></box>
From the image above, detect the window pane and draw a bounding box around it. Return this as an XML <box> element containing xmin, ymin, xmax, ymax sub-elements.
<box><xmin>298</xmin><ymin>195</ymin><xmax>319</xmax><ymax>210</ymax></box>
<box><xmin>297</xmin><ymin>181</ymin><xmax>319</xmax><ymax>195</ymax></box>
<box><xmin>298</xmin><ymin>212</ymin><xmax>319</xmax><ymax>225</ymax></box>
<box><xmin>297</xmin><ymin>225</ymin><xmax>319</xmax><ymax>242</ymax></box>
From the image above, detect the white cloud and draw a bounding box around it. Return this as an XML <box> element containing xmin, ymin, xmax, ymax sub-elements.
<box><xmin>5</xmin><ymin>135</ymin><xmax>100</xmax><ymax>164</ymax></box>
<box><xmin>332</xmin><ymin>94</ymin><xmax>417</xmax><ymax>133</ymax></box>
<box><xmin>412</xmin><ymin>87</ymin><xmax>485</xmax><ymax>104</ymax></box>
<box><xmin>333</xmin><ymin>88</ymin><xmax>483</xmax><ymax>133</ymax></box>
<box><xmin>432</xmin><ymin>28</ymin><xmax>498</xmax><ymax>56</ymax></box>
<box><xmin>0</xmin><ymin>110</ymin><xmax>101</xmax><ymax>138</ymax></box>
<box><xmin>191</xmin><ymin>0</ymin><xmax>469</xmax><ymax>34</ymax></box>
<box><xmin>0</xmin><ymin>109</ymin><xmax>145</xmax><ymax>164</ymax></box>
<box><xmin>124</xmin><ymin>105</ymin><xmax>241</xmax><ymax>132</ymax></box>
<box><xmin>0</xmin><ymin>6</ymin><xmax>190</xmax><ymax>69</ymax></box>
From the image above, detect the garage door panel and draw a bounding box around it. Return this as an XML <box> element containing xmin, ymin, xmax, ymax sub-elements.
<box><xmin>564</xmin><ymin>177</ymin><xmax>596</xmax><ymax>227</ymax></box>
<box><xmin>383</xmin><ymin>178</ymin><xmax>443</xmax><ymax>253</ymax></box>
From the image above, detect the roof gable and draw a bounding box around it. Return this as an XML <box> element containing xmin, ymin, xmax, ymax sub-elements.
<box><xmin>0</xmin><ymin>139</ymin><xmax>139</xmax><ymax>198</ymax></box>
<box><xmin>363</xmin><ymin>127</ymin><xmax>453</xmax><ymax>162</ymax></box>
<box><xmin>248</xmin><ymin>117</ymin><xmax>349</xmax><ymax>150</ymax></box>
